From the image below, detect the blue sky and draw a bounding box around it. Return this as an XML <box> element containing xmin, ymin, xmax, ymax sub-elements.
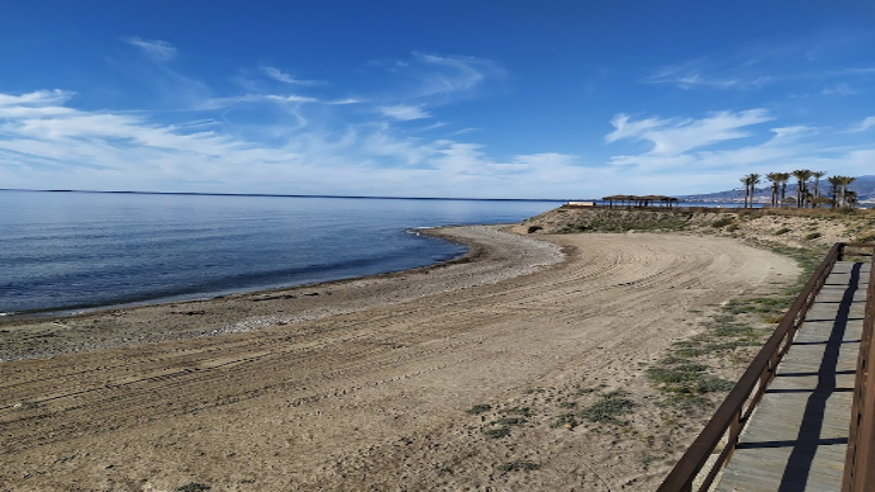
<box><xmin>1</xmin><ymin>1</ymin><xmax>874</xmax><ymax>199</ymax></box>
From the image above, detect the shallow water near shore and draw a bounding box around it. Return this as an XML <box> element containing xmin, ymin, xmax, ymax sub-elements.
<box><xmin>0</xmin><ymin>191</ymin><xmax>558</xmax><ymax>315</ymax></box>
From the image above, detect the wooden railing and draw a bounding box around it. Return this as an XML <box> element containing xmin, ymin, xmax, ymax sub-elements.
<box><xmin>657</xmin><ymin>243</ymin><xmax>846</xmax><ymax>492</ymax></box>
<box><xmin>843</xmin><ymin>245</ymin><xmax>875</xmax><ymax>492</ymax></box>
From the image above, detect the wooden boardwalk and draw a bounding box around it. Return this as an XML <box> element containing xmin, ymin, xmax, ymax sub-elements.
<box><xmin>715</xmin><ymin>261</ymin><xmax>869</xmax><ymax>492</ymax></box>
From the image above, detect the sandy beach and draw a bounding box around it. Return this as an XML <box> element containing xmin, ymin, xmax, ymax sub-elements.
<box><xmin>0</xmin><ymin>226</ymin><xmax>797</xmax><ymax>491</ymax></box>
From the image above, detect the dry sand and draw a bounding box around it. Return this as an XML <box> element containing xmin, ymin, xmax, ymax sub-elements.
<box><xmin>0</xmin><ymin>226</ymin><xmax>797</xmax><ymax>492</ymax></box>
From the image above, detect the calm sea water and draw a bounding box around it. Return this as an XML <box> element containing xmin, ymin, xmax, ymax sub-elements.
<box><xmin>0</xmin><ymin>191</ymin><xmax>559</xmax><ymax>315</ymax></box>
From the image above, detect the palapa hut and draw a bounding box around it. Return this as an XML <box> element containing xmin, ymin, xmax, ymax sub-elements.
<box><xmin>601</xmin><ymin>194</ymin><xmax>678</xmax><ymax>209</ymax></box>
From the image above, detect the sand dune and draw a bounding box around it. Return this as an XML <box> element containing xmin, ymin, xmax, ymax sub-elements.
<box><xmin>0</xmin><ymin>226</ymin><xmax>796</xmax><ymax>491</ymax></box>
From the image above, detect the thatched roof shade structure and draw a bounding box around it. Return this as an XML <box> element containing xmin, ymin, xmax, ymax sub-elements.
<box><xmin>602</xmin><ymin>194</ymin><xmax>633</xmax><ymax>208</ymax></box>
<box><xmin>602</xmin><ymin>194</ymin><xmax>678</xmax><ymax>208</ymax></box>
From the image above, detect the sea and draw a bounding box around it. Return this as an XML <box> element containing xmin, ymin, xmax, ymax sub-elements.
<box><xmin>0</xmin><ymin>190</ymin><xmax>561</xmax><ymax>316</ymax></box>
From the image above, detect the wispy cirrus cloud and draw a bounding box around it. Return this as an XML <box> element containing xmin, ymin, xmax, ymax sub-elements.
<box><xmin>645</xmin><ymin>60</ymin><xmax>774</xmax><ymax>90</ymax></box>
<box><xmin>124</xmin><ymin>37</ymin><xmax>177</xmax><ymax>61</ymax></box>
<box><xmin>0</xmin><ymin>90</ymin><xmax>76</xmax><ymax>118</ymax></box>
<box><xmin>606</xmin><ymin>109</ymin><xmax>774</xmax><ymax>156</ymax></box>
<box><xmin>822</xmin><ymin>83</ymin><xmax>863</xmax><ymax>96</ymax></box>
<box><xmin>378</xmin><ymin>104</ymin><xmax>431</xmax><ymax>121</ymax></box>
<box><xmin>645</xmin><ymin>33</ymin><xmax>875</xmax><ymax>93</ymax></box>
<box><xmin>369</xmin><ymin>52</ymin><xmax>506</xmax><ymax>104</ymax></box>
<box><xmin>260</xmin><ymin>65</ymin><xmax>325</xmax><ymax>86</ymax></box>
<box><xmin>846</xmin><ymin>116</ymin><xmax>875</xmax><ymax>133</ymax></box>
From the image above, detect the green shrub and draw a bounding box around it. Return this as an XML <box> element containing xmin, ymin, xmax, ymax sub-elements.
<box><xmin>501</xmin><ymin>406</ymin><xmax>531</xmax><ymax>416</ymax></box>
<box><xmin>711</xmin><ymin>217</ymin><xmax>735</xmax><ymax>228</ymax></box>
<box><xmin>580</xmin><ymin>392</ymin><xmax>637</xmax><ymax>425</ymax></box>
<box><xmin>492</xmin><ymin>417</ymin><xmax>527</xmax><ymax>426</ymax></box>
<box><xmin>482</xmin><ymin>427</ymin><xmax>511</xmax><ymax>439</ymax></box>
<box><xmin>466</xmin><ymin>404</ymin><xmax>492</xmax><ymax>415</ymax></box>
<box><xmin>176</xmin><ymin>484</ymin><xmax>211</xmax><ymax>492</ymax></box>
<box><xmin>498</xmin><ymin>461</ymin><xmax>540</xmax><ymax>472</ymax></box>
<box><xmin>696</xmin><ymin>377</ymin><xmax>735</xmax><ymax>393</ymax></box>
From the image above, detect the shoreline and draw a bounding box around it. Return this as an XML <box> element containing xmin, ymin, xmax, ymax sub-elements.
<box><xmin>0</xmin><ymin>224</ymin><xmax>565</xmax><ymax>362</ymax></box>
<box><xmin>0</xmin><ymin>226</ymin><xmax>472</xmax><ymax>320</ymax></box>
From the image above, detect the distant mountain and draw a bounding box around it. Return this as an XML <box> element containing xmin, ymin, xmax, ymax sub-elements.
<box><xmin>680</xmin><ymin>175</ymin><xmax>875</xmax><ymax>204</ymax></box>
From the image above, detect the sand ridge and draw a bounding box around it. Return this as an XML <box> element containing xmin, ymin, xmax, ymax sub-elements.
<box><xmin>0</xmin><ymin>227</ymin><xmax>797</xmax><ymax>491</ymax></box>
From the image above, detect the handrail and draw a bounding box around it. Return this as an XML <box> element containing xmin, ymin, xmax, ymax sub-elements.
<box><xmin>843</xmin><ymin>247</ymin><xmax>875</xmax><ymax>492</ymax></box>
<box><xmin>657</xmin><ymin>243</ymin><xmax>844</xmax><ymax>492</ymax></box>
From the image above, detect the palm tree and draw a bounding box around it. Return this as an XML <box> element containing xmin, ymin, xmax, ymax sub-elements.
<box><xmin>778</xmin><ymin>172</ymin><xmax>791</xmax><ymax>207</ymax></box>
<box><xmin>740</xmin><ymin>173</ymin><xmax>761</xmax><ymax>208</ymax></box>
<box><xmin>812</xmin><ymin>171</ymin><xmax>826</xmax><ymax>199</ymax></box>
<box><xmin>748</xmin><ymin>173</ymin><xmax>761</xmax><ymax>208</ymax></box>
<box><xmin>791</xmin><ymin>169</ymin><xmax>813</xmax><ymax>208</ymax></box>
<box><xmin>828</xmin><ymin>176</ymin><xmax>842</xmax><ymax>209</ymax></box>
<box><xmin>847</xmin><ymin>190</ymin><xmax>858</xmax><ymax>208</ymax></box>
<box><xmin>843</xmin><ymin>176</ymin><xmax>858</xmax><ymax>208</ymax></box>
<box><xmin>766</xmin><ymin>172</ymin><xmax>782</xmax><ymax>208</ymax></box>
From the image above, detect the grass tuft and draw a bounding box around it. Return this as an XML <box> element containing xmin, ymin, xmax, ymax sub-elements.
<box><xmin>176</xmin><ymin>484</ymin><xmax>211</xmax><ymax>492</ymax></box>
<box><xmin>482</xmin><ymin>427</ymin><xmax>511</xmax><ymax>439</ymax></box>
<box><xmin>498</xmin><ymin>461</ymin><xmax>540</xmax><ymax>472</ymax></box>
<box><xmin>580</xmin><ymin>391</ymin><xmax>637</xmax><ymax>426</ymax></box>
<box><xmin>466</xmin><ymin>404</ymin><xmax>492</xmax><ymax>415</ymax></box>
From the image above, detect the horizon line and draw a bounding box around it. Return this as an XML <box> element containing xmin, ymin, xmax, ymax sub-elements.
<box><xmin>0</xmin><ymin>188</ymin><xmax>576</xmax><ymax>203</ymax></box>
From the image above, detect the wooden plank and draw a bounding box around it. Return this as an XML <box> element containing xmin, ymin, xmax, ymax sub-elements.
<box><xmin>715</xmin><ymin>262</ymin><xmax>868</xmax><ymax>492</ymax></box>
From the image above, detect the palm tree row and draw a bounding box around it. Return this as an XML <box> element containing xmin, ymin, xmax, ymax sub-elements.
<box><xmin>827</xmin><ymin>175</ymin><xmax>859</xmax><ymax>208</ymax></box>
<box><xmin>741</xmin><ymin>170</ymin><xmax>857</xmax><ymax>209</ymax></box>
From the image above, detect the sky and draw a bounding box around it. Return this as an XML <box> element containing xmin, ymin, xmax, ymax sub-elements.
<box><xmin>1</xmin><ymin>1</ymin><xmax>874</xmax><ymax>199</ymax></box>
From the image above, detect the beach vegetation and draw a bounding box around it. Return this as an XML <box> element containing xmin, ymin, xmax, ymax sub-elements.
<box><xmin>498</xmin><ymin>461</ymin><xmax>540</xmax><ymax>472</ymax></box>
<box><xmin>661</xmin><ymin>394</ymin><xmax>710</xmax><ymax>411</ymax></box>
<box><xmin>711</xmin><ymin>217</ymin><xmax>735</xmax><ymax>228</ymax></box>
<box><xmin>500</xmin><ymin>406</ymin><xmax>532</xmax><ymax>416</ymax></box>
<box><xmin>482</xmin><ymin>426</ymin><xmax>511</xmax><ymax>439</ymax></box>
<box><xmin>176</xmin><ymin>483</ymin><xmax>211</xmax><ymax>492</ymax></box>
<box><xmin>640</xmin><ymin>454</ymin><xmax>660</xmax><ymax>469</ymax></box>
<box><xmin>466</xmin><ymin>404</ymin><xmax>492</xmax><ymax>415</ymax></box>
<box><xmin>580</xmin><ymin>391</ymin><xmax>637</xmax><ymax>426</ymax></box>
<box><xmin>492</xmin><ymin>417</ymin><xmax>527</xmax><ymax>426</ymax></box>
<box><xmin>551</xmin><ymin>413</ymin><xmax>579</xmax><ymax>429</ymax></box>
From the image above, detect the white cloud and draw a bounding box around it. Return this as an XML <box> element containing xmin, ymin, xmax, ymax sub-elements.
<box><xmin>372</xmin><ymin>52</ymin><xmax>505</xmax><ymax>104</ymax></box>
<box><xmin>644</xmin><ymin>59</ymin><xmax>774</xmax><ymax>90</ymax></box>
<box><xmin>606</xmin><ymin>109</ymin><xmax>774</xmax><ymax>157</ymax></box>
<box><xmin>124</xmin><ymin>37</ymin><xmax>177</xmax><ymax>61</ymax></box>
<box><xmin>846</xmin><ymin>116</ymin><xmax>875</xmax><ymax>133</ymax></box>
<box><xmin>0</xmin><ymin>89</ymin><xmax>74</xmax><ymax>107</ymax></box>
<box><xmin>822</xmin><ymin>83</ymin><xmax>862</xmax><ymax>96</ymax></box>
<box><xmin>265</xmin><ymin>94</ymin><xmax>322</xmax><ymax>104</ymax></box>
<box><xmin>378</xmin><ymin>104</ymin><xmax>431</xmax><ymax>121</ymax></box>
<box><xmin>260</xmin><ymin>66</ymin><xmax>324</xmax><ymax>86</ymax></box>
<box><xmin>328</xmin><ymin>98</ymin><xmax>365</xmax><ymax>105</ymax></box>
<box><xmin>0</xmin><ymin>88</ymin><xmax>591</xmax><ymax>198</ymax></box>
